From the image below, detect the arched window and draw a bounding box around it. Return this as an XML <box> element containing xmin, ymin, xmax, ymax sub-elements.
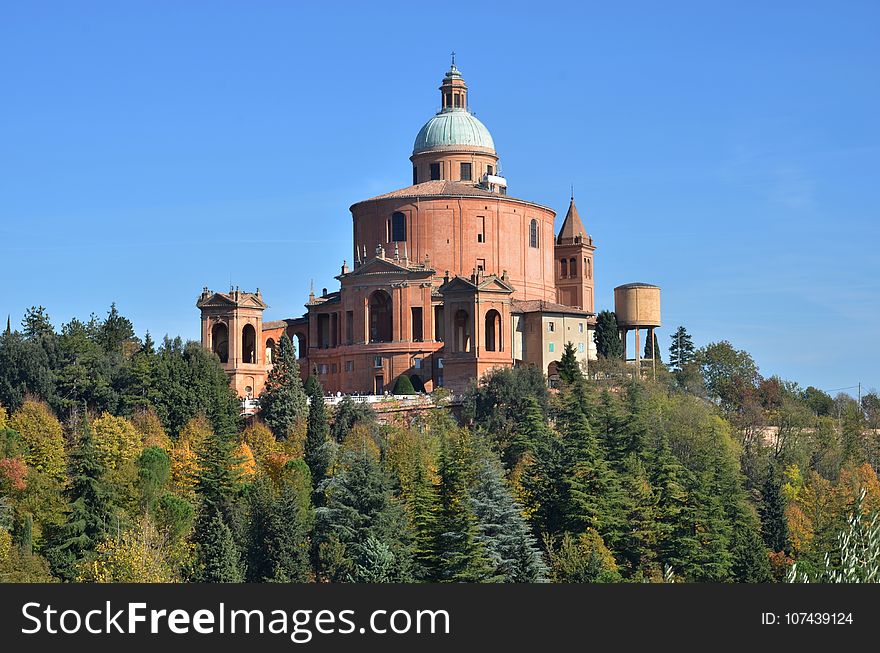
<box><xmin>211</xmin><ymin>322</ymin><xmax>228</xmax><ymax>364</ymax></box>
<box><xmin>369</xmin><ymin>290</ymin><xmax>393</xmax><ymax>343</ymax></box>
<box><xmin>265</xmin><ymin>338</ymin><xmax>276</xmax><ymax>365</ymax></box>
<box><xmin>569</xmin><ymin>257</ymin><xmax>577</xmax><ymax>277</ymax></box>
<box><xmin>585</xmin><ymin>257</ymin><xmax>592</xmax><ymax>279</ymax></box>
<box><xmin>242</xmin><ymin>324</ymin><xmax>257</xmax><ymax>364</ymax></box>
<box><xmin>529</xmin><ymin>219</ymin><xmax>539</xmax><ymax>248</ymax></box>
<box><xmin>484</xmin><ymin>309</ymin><xmax>501</xmax><ymax>352</ymax></box>
<box><xmin>391</xmin><ymin>212</ymin><xmax>406</xmax><ymax>242</ymax></box>
<box><xmin>454</xmin><ymin>309</ymin><xmax>470</xmax><ymax>353</ymax></box>
<box><xmin>560</xmin><ymin>259</ymin><xmax>568</xmax><ymax>278</ymax></box>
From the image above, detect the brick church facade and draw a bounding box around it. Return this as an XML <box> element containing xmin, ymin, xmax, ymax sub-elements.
<box><xmin>198</xmin><ymin>60</ymin><xmax>598</xmax><ymax>398</ymax></box>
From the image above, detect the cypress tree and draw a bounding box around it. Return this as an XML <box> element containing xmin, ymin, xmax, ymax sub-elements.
<box><xmin>557</xmin><ymin>342</ymin><xmax>582</xmax><ymax>384</ymax></box>
<box><xmin>304</xmin><ymin>377</ymin><xmax>333</xmax><ymax>493</ymax></box>
<box><xmin>643</xmin><ymin>331</ymin><xmax>662</xmax><ymax>363</ymax></box>
<box><xmin>260</xmin><ymin>334</ymin><xmax>307</xmax><ymax>439</ymax></box>
<box><xmin>593</xmin><ymin>310</ymin><xmax>623</xmax><ymax>359</ymax></box>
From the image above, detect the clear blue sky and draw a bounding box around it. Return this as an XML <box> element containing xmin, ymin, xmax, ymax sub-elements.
<box><xmin>1</xmin><ymin>1</ymin><xmax>877</xmax><ymax>395</ymax></box>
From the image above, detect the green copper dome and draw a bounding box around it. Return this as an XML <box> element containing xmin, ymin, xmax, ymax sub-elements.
<box><xmin>412</xmin><ymin>109</ymin><xmax>495</xmax><ymax>155</ymax></box>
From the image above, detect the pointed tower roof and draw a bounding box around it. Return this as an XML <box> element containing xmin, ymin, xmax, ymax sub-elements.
<box><xmin>557</xmin><ymin>196</ymin><xmax>589</xmax><ymax>244</ymax></box>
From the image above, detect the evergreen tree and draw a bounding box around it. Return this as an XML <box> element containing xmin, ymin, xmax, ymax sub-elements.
<box><xmin>391</xmin><ymin>374</ymin><xmax>416</xmax><ymax>395</ymax></box>
<box><xmin>521</xmin><ymin>426</ymin><xmax>571</xmax><ymax>538</ymax></box>
<box><xmin>759</xmin><ymin>465</ymin><xmax>789</xmax><ymax>554</ymax></box>
<box><xmin>557</xmin><ymin>391</ymin><xmax>617</xmax><ymax>538</ymax></box>
<box><xmin>407</xmin><ymin>456</ymin><xmax>438</xmax><ymax>581</ymax></box>
<box><xmin>557</xmin><ymin>342</ymin><xmax>583</xmax><ymax>384</ymax></box>
<box><xmin>643</xmin><ymin>331</ymin><xmax>662</xmax><ymax>363</ymax></box>
<box><xmin>470</xmin><ymin>454</ymin><xmax>547</xmax><ymax>582</ymax></box>
<box><xmin>44</xmin><ymin>411</ymin><xmax>115</xmax><ymax>580</ymax></box>
<box><xmin>259</xmin><ymin>334</ymin><xmax>307</xmax><ymax>439</ymax></box>
<box><xmin>192</xmin><ymin>506</ymin><xmax>243</xmax><ymax>582</ymax></box>
<box><xmin>432</xmin><ymin>431</ymin><xmax>493</xmax><ymax>582</ymax></box>
<box><xmin>668</xmin><ymin>326</ymin><xmax>695</xmax><ymax>371</ymax></box>
<box><xmin>314</xmin><ymin>450</ymin><xmax>413</xmax><ymax>582</ymax></box>
<box><xmin>247</xmin><ymin>479</ymin><xmax>312</xmax><ymax>582</ymax></box>
<box><xmin>593</xmin><ymin>310</ymin><xmax>623</xmax><ymax>359</ymax></box>
<box><xmin>304</xmin><ymin>377</ymin><xmax>333</xmax><ymax>492</ymax></box>
<box><xmin>330</xmin><ymin>396</ymin><xmax>377</xmax><ymax>444</ymax></box>
<box><xmin>98</xmin><ymin>303</ymin><xmax>135</xmax><ymax>353</ymax></box>
<box><xmin>650</xmin><ymin>435</ymin><xmax>700</xmax><ymax>578</ymax></box>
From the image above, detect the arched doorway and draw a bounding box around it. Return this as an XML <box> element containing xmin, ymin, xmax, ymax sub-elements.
<box><xmin>211</xmin><ymin>322</ymin><xmax>228</xmax><ymax>364</ymax></box>
<box><xmin>454</xmin><ymin>309</ymin><xmax>470</xmax><ymax>353</ymax></box>
<box><xmin>485</xmin><ymin>309</ymin><xmax>501</xmax><ymax>352</ymax></box>
<box><xmin>265</xmin><ymin>338</ymin><xmax>276</xmax><ymax>365</ymax></box>
<box><xmin>369</xmin><ymin>290</ymin><xmax>393</xmax><ymax>343</ymax></box>
<box><xmin>242</xmin><ymin>324</ymin><xmax>257</xmax><ymax>364</ymax></box>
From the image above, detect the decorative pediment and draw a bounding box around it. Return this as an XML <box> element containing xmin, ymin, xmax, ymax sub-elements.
<box><xmin>342</xmin><ymin>256</ymin><xmax>436</xmax><ymax>281</ymax></box>
<box><xmin>196</xmin><ymin>291</ymin><xmax>267</xmax><ymax>310</ymax></box>
<box><xmin>439</xmin><ymin>274</ymin><xmax>515</xmax><ymax>296</ymax></box>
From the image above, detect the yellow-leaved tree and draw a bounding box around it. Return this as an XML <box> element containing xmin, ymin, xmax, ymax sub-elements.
<box><xmin>170</xmin><ymin>415</ymin><xmax>213</xmax><ymax>496</ymax></box>
<box><xmin>78</xmin><ymin>518</ymin><xmax>176</xmax><ymax>583</ymax></box>
<box><xmin>92</xmin><ymin>413</ymin><xmax>142</xmax><ymax>470</ymax></box>
<box><xmin>131</xmin><ymin>408</ymin><xmax>172</xmax><ymax>451</ymax></box>
<box><xmin>9</xmin><ymin>399</ymin><xmax>66</xmax><ymax>480</ymax></box>
<box><xmin>240</xmin><ymin>420</ymin><xmax>281</xmax><ymax>468</ymax></box>
<box><xmin>233</xmin><ymin>442</ymin><xmax>257</xmax><ymax>480</ymax></box>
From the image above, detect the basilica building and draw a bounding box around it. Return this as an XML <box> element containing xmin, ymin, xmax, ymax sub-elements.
<box><xmin>198</xmin><ymin>60</ymin><xmax>598</xmax><ymax>398</ymax></box>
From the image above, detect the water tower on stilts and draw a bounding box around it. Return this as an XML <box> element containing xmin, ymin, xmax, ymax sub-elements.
<box><xmin>613</xmin><ymin>283</ymin><xmax>661</xmax><ymax>379</ymax></box>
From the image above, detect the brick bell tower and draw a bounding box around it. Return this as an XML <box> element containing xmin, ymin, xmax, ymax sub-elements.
<box><xmin>554</xmin><ymin>195</ymin><xmax>596</xmax><ymax>312</ymax></box>
<box><xmin>197</xmin><ymin>286</ymin><xmax>269</xmax><ymax>399</ymax></box>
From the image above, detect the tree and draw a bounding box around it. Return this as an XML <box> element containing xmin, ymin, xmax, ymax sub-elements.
<box><xmin>432</xmin><ymin>430</ymin><xmax>493</xmax><ymax>582</ymax></box>
<box><xmin>697</xmin><ymin>340</ymin><xmax>759</xmax><ymax>405</ymax></box>
<box><xmin>760</xmin><ymin>465</ymin><xmax>789</xmax><ymax>554</ymax></box>
<box><xmin>392</xmin><ymin>374</ymin><xmax>415</xmax><ymax>395</ymax></box>
<box><xmin>136</xmin><ymin>447</ymin><xmax>171</xmax><ymax>510</ymax></box>
<box><xmin>330</xmin><ymin>397</ymin><xmax>377</xmax><ymax>444</ymax></box>
<box><xmin>260</xmin><ymin>334</ymin><xmax>307</xmax><ymax>439</ymax></box>
<box><xmin>92</xmin><ymin>413</ymin><xmax>141</xmax><ymax>471</ymax></box>
<box><xmin>668</xmin><ymin>326</ymin><xmax>695</xmax><ymax>371</ymax></box>
<box><xmin>314</xmin><ymin>449</ymin><xmax>413</xmax><ymax>582</ymax></box>
<box><xmin>149</xmin><ymin>337</ymin><xmax>240</xmax><ymax>438</ymax></box>
<box><xmin>788</xmin><ymin>489</ymin><xmax>880</xmax><ymax>583</ymax></box>
<box><xmin>0</xmin><ymin>331</ymin><xmax>55</xmax><ymax>411</ymax></box>
<box><xmin>247</xmin><ymin>477</ymin><xmax>312</xmax><ymax>582</ymax></box>
<box><xmin>21</xmin><ymin>306</ymin><xmax>54</xmax><ymax>341</ymax></box>
<box><xmin>304</xmin><ymin>378</ymin><xmax>333</xmax><ymax>492</ymax></box>
<box><xmin>191</xmin><ymin>506</ymin><xmax>243</xmax><ymax>582</ymax></box>
<box><xmin>9</xmin><ymin>399</ymin><xmax>66</xmax><ymax>480</ymax></box>
<box><xmin>593</xmin><ymin>311</ymin><xmax>623</xmax><ymax>359</ymax></box>
<box><xmin>44</xmin><ymin>412</ymin><xmax>115</xmax><ymax>581</ymax></box>
<box><xmin>98</xmin><ymin>303</ymin><xmax>135</xmax><ymax>354</ymax></box>
<box><xmin>79</xmin><ymin>518</ymin><xmax>176</xmax><ymax>583</ymax></box>
<box><xmin>470</xmin><ymin>454</ymin><xmax>547</xmax><ymax>582</ymax></box>
<box><xmin>557</xmin><ymin>342</ymin><xmax>583</xmax><ymax>384</ymax></box>
<box><xmin>546</xmin><ymin>530</ymin><xmax>620</xmax><ymax>583</ymax></box>
<box><xmin>643</xmin><ymin>331</ymin><xmax>662</xmax><ymax>363</ymax></box>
